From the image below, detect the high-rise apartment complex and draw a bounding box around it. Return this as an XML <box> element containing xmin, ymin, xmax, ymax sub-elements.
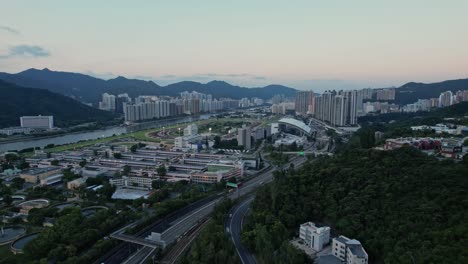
<box><xmin>295</xmin><ymin>91</ymin><xmax>315</xmax><ymax>115</ymax></box>
<box><xmin>438</xmin><ymin>91</ymin><xmax>453</xmax><ymax>108</ymax></box>
<box><xmin>99</xmin><ymin>93</ymin><xmax>116</xmax><ymax>111</ymax></box>
<box><xmin>237</xmin><ymin>126</ymin><xmax>252</xmax><ymax>150</ymax></box>
<box><xmin>121</xmin><ymin>91</ymin><xmax>243</xmax><ymax>122</ymax></box>
<box><xmin>375</xmin><ymin>88</ymin><xmax>396</xmax><ymax>101</ymax></box>
<box><xmin>314</xmin><ymin>90</ymin><xmax>358</xmax><ymax>126</ymax></box>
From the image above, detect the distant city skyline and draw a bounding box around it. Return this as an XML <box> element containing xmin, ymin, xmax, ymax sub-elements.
<box><xmin>1</xmin><ymin>1</ymin><xmax>467</xmax><ymax>92</ymax></box>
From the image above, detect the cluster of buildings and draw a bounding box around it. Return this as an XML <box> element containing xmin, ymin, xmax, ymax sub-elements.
<box><xmin>270</xmin><ymin>87</ymin><xmax>468</xmax><ymax>127</ymax></box>
<box><xmin>13</xmin><ymin>136</ymin><xmax>267</xmax><ymax>199</ymax></box>
<box><xmin>271</xmin><ymin>102</ymin><xmax>295</xmax><ymax>115</ymax></box>
<box><xmin>174</xmin><ymin>124</ymin><xmax>205</xmax><ymax>149</ymax></box>
<box><xmin>402</xmin><ymin>90</ymin><xmax>468</xmax><ymax>113</ymax></box>
<box><xmin>292</xmin><ymin>88</ymin><xmax>396</xmax><ymax>126</ymax></box>
<box><xmin>383</xmin><ymin>137</ymin><xmax>466</xmax><ymax>159</ymax></box>
<box><xmin>237</xmin><ymin>124</ymin><xmax>275</xmax><ymax>150</ymax></box>
<box><xmin>410</xmin><ymin>123</ymin><xmax>468</xmax><ymax>135</ymax></box>
<box><xmin>298</xmin><ymin>222</ymin><xmax>368</xmax><ymax>264</ymax></box>
<box><xmin>0</xmin><ymin>115</ymin><xmax>54</xmax><ymax>136</ymax></box>
<box><xmin>99</xmin><ymin>93</ymin><xmax>132</xmax><ymax>113</ymax></box>
<box><xmin>98</xmin><ymin>91</ymin><xmax>265</xmax><ymax>123</ymax></box>
<box><xmin>314</xmin><ymin>90</ymin><xmax>360</xmax><ymax>126</ymax></box>
<box><xmin>362</xmin><ymin>101</ymin><xmax>400</xmax><ymax>114</ymax></box>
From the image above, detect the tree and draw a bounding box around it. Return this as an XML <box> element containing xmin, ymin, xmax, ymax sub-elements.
<box><xmin>157</xmin><ymin>165</ymin><xmax>167</xmax><ymax>176</ymax></box>
<box><xmin>17</xmin><ymin>160</ymin><xmax>30</xmax><ymax>169</ymax></box>
<box><xmin>122</xmin><ymin>165</ymin><xmax>131</xmax><ymax>175</ymax></box>
<box><xmin>98</xmin><ymin>182</ymin><xmax>116</xmax><ymax>200</ymax></box>
<box><xmin>11</xmin><ymin>177</ymin><xmax>25</xmax><ymax>189</ymax></box>
<box><xmin>51</xmin><ymin>159</ymin><xmax>60</xmax><ymax>166</ymax></box>
<box><xmin>213</xmin><ymin>135</ymin><xmax>221</xmax><ymax>148</ymax></box>
<box><xmin>79</xmin><ymin>159</ymin><xmax>87</xmax><ymax>167</ymax></box>
<box><xmin>2</xmin><ymin>194</ymin><xmax>13</xmax><ymax>205</ymax></box>
<box><xmin>359</xmin><ymin>127</ymin><xmax>375</xmax><ymax>148</ymax></box>
<box><xmin>130</xmin><ymin>144</ymin><xmax>138</xmax><ymax>153</ymax></box>
<box><xmin>152</xmin><ymin>179</ymin><xmax>166</xmax><ymax>189</ymax></box>
<box><xmin>4</xmin><ymin>153</ymin><xmax>19</xmax><ymax>162</ymax></box>
<box><xmin>113</xmin><ymin>153</ymin><xmax>122</xmax><ymax>159</ymax></box>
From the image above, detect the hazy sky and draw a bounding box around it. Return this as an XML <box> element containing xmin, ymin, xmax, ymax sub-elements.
<box><xmin>1</xmin><ymin>0</ymin><xmax>467</xmax><ymax>91</ymax></box>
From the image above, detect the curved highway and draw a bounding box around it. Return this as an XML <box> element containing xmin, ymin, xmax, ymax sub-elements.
<box><xmin>225</xmin><ymin>154</ymin><xmax>310</xmax><ymax>264</ymax></box>
<box><xmin>226</xmin><ymin>197</ymin><xmax>256</xmax><ymax>264</ymax></box>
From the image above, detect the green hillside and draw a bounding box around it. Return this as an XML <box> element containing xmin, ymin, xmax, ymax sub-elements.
<box><xmin>0</xmin><ymin>80</ymin><xmax>117</xmax><ymax>128</ymax></box>
<box><xmin>243</xmin><ymin>147</ymin><xmax>468</xmax><ymax>263</ymax></box>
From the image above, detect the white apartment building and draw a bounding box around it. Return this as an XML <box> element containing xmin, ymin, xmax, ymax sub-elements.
<box><xmin>99</xmin><ymin>93</ymin><xmax>116</xmax><ymax>111</ymax></box>
<box><xmin>299</xmin><ymin>222</ymin><xmax>330</xmax><ymax>251</ymax></box>
<box><xmin>20</xmin><ymin>115</ymin><xmax>54</xmax><ymax>129</ymax></box>
<box><xmin>332</xmin><ymin>236</ymin><xmax>368</xmax><ymax>264</ymax></box>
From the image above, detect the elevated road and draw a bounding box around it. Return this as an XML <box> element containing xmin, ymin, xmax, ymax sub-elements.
<box><xmin>101</xmin><ymin>149</ymin><xmax>308</xmax><ymax>264</ymax></box>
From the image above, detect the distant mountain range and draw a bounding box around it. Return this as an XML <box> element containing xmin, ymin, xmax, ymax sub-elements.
<box><xmin>0</xmin><ymin>68</ymin><xmax>467</xmax><ymax>106</ymax></box>
<box><xmin>0</xmin><ymin>68</ymin><xmax>297</xmax><ymax>104</ymax></box>
<box><xmin>395</xmin><ymin>78</ymin><xmax>468</xmax><ymax>105</ymax></box>
<box><xmin>0</xmin><ymin>80</ymin><xmax>116</xmax><ymax>128</ymax></box>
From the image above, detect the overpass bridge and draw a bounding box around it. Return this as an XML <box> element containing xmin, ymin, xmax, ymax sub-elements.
<box><xmin>110</xmin><ymin>233</ymin><xmax>162</xmax><ymax>248</ymax></box>
<box><xmin>282</xmin><ymin>151</ymin><xmax>333</xmax><ymax>156</ymax></box>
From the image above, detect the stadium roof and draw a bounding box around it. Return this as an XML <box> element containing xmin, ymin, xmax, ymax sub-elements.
<box><xmin>278</xmin><ymin>118</ymin><xmax>312</xmax><ymax>135</ymax></box>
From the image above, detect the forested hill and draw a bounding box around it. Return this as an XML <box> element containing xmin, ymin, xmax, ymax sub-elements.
<box><xmin>395</xmin><ymin>78</ymin><xmax>468</xmax><ymax>105</ymax></box>
<box><xmin>0</xmin><ymin>68</ymin><xmax>297</xmax><ymax>103</ymax></box>
<box><xmin>0</xmin><ymin>80</ymin><xmax>117</xmax><ymax>128</ymax></box>
<box><xmin>243</xmin><ymin>147</ymin><xmax>468</xmax><ymax>263</ymax></box>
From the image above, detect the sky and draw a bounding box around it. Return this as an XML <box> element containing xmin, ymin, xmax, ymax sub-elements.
<box><xmin>1</xmin><ymin>0</ymin><xmax>467</xmax><ymax>92</ymax></box>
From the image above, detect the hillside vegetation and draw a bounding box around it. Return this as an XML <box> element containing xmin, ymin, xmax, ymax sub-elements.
<box><xmin>0</xmin><ymin>80</ymin><xmax>117</xmax><ymax>128</ymax></box>
<box><xmin>243</xmin><ymin>147</ymin><xmax>468</xmax><ymax>263</ymax></box>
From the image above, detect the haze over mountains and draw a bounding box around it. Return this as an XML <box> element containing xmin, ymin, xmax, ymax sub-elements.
<box><xmin>0</xmin><ymin>68</ymin><xmax>467</xmax><ymax>106</ymax></box>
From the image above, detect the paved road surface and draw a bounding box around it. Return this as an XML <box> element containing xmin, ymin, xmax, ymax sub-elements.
<box><xmin>226</xmin><ymin>197</ymin><xmax>256</xmax><ymax>264</ymax></box>
<box><xmin>225</xmin><ymin>155</ymin><xmax>309</xmax><ymax>264</ymax></box>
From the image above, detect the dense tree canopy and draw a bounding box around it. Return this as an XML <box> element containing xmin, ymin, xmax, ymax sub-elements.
<box><xmin>244</xmin><ymin>147</ymin><xmax>468</xmax><ymax>263</ymax></box>
<box><xmin>181</xmin><ymin>199</ymin><xmax>239</xmax><ymax>264</ymax></box>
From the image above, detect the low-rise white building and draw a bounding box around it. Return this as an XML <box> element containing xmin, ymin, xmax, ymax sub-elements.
<box><xmin>20</xmin><ymin>115</ymin><xmax>54</xmax><ymax>129</ymax></box>
<box><xmin>174</xmin><ymin>135</ymin><xmax>202</xmax><ymax>149</ymax></box>
<box><xmin>110</xmin><ymin>176</ymin><xmax>154</xmax><ymax>190</ymax></box>
<box><xmin>184</xmin><ymin>124</ymin><xmax>198</xmax><ymax>136</ymax></box>
<box><xmin>0</xmin><ymin>127</ymin><xmax>32</xmax><ymax>136</ymax></box>
<box><xmin>332</xmin><ymin>236</ymin><xmax>368</xmax><ymax>264</ymax></box>
<box><xmin>67</xmin><ymin>177</ymin><xmax>86</xmax><ymax>190</ymax></box>
<box><xmin>299</xmin><ymin>222</ymin><xmax>330</xmax><ymax>251</ymax></box>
